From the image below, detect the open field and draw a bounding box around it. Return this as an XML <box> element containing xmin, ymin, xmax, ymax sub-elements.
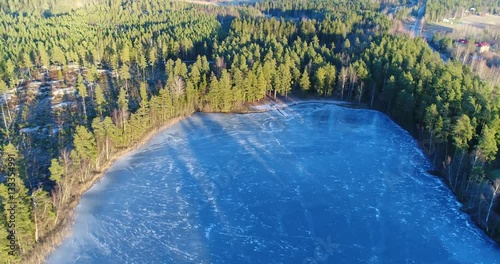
<box><xmin>402</xmin><ymin>14</ymin><xmax>500</xmax><ymax>40</ymax></box>
<box><xmin>422</xmin><ymin>14</ymin><xmax>500</xmax><ymax>39</ymax></box>
<box><xmin>459</xmin><ymin>14</ymin><xmax>500</xmax><ymax>28</ymax></box>
<box><xmin>420</xmin><ymin>22</ymin><xmax>453</xmax><ymax>39</ymax></box>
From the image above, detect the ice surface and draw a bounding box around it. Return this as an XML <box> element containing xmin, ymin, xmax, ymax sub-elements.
<box><xmin>48</xmin><ymin>103</ymin><xmax>500</xmax><ymax>264</ymax></box>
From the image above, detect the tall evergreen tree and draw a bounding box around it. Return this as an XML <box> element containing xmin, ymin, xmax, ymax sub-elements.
<box><xmin>76</xmin><ymin>74</ymin><xmax>88</xmax><ymax>121</ymax></box>
<box><xmin>95</xmin><ymin>84</ymin><xmax>106</xmax><ymax>117</ymax></box>
<box><xmin>300</xmin><ymin>69</ymin><xmax>311</xmax><ymax>93</ymax></box>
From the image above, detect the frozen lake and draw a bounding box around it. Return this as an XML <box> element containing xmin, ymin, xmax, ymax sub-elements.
<box><xmin>49</xmin><ymin>103</ymin><xmax>500</xmax><ymax>263</ymax></box>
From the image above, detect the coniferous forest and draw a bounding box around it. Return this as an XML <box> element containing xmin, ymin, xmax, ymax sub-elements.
<box><xmin>0</xmin><ymin>0</ymin><xmax>499</xmax><ymax>262</ymax></box>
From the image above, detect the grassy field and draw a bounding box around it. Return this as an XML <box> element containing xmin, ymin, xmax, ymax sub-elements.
<box><xmin>423</xmin><ymin>14</ymin><xmax>500</xmax><ymax>39</ymax></box>
<box><xmin>459</xmin><ymin>14</ymin><xmax>500</xmax><ymax>28</ymax></box>
<box><xmin>420</xmin><ymin>22</ymin><xmax>453</xmax><ymax>39</ymax></box>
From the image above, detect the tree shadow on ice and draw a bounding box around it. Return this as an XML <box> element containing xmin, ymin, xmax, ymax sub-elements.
<box><xmin>101</xmin><ymin>106</ymin><xmax>476</xmax><ymax>264</ymax></box>
<box><xmin>159</xmin><ymin>112</ymin><xmax>320</xmax><ymax>263</ymax></box>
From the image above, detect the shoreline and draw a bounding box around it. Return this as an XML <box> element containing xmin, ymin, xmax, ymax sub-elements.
<box><xmin>33</xmin><ymin>97</ymin><xmax>353</xmax><ymax>263</ymax></box>
<box><xmin>33</xmin><ymin>97</ymin><xmax>498</xmax><ymax>263</ymax></box>
<box><xmin>29</xmin><ymin>115</ymin><xmax>191</xmax><ymax>264</ymax></box>
<box><xmin>31</xmin><ymin>97</ymin><xmax>371</xmax><ymax>264</ymax></box>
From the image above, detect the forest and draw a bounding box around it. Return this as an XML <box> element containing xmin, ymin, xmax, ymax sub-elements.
<box><xmin>0</xmin><ymin>0</ymin><xmax>499</xmax><ymax>262</ymax></box>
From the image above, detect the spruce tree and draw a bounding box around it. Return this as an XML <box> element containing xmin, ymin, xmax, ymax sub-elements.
<box><xmin>94</xmin><ymin>84</ymin><xmax>106</xmax><ymax>117</ymax></box>
<box><xmin>300</xmin><ymin>69</ymin><xmax>311</xmax><ymax>93</ymax></box>
<box><xmin>76</xmin><ymin>74</ymin><xmax>88</xmax><ymax>121</ymax></box>
<box><xmin>139</xmin><ymin>82</ymin><xmax>149</xmax><ymax>109</ymax></box>
<box><xmin>73</xmin><ymin>126</ymin><xmax>98</xmax><ymax>174</ymax></box>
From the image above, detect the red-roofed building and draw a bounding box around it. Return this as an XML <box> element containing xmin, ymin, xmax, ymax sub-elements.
<box><xmin>476</xmin><ymin>42</ymin><xmax>490</xmax><ymax>53</ymax></box>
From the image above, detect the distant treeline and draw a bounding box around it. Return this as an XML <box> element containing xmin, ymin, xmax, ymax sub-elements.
<box><xmin>0</xmin><ymin>0</ymin><xmax>106</xmax><ymax>14</ymax></box>
<box><xmin>0</xmin><ymin>0</ymin><xmax>499</xmax><ymax>263</ymax></box>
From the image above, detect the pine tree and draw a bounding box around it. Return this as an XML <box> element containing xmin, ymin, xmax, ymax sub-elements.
<box><xmin>30</xmin><ymin>188</ymin><xmax>56</xmax><ymax>243</ymax></box>
<box><xmin>51</xmin><ymin>46</ymin><xmax>66</xmax><ymax>65</ymax></box>
<box><xmin>324</xmin><ymin>64</ymin><xmax>336</xmax><ymax>97</ymax></box>
<box><xmin>244</xmin><ymin>70</ymin><xmax>257</xmax><ymax>102</ymax></box>
<box><xmin>338</xmin><ymin>66</ymin><xmax>348</xmax><ymax>100</ymax></box>
<box><xmin>220</xmin><ymin>70</ymin><xmax>232</xmax><ymax>111</ymax></box>
<box><xmin>424</xmin><ymin>104</ymin><xmax>439</xmax><ymax>153</ymax></box>
<box><xmin>94</xmin><ymin>84</ymin><xmax>106</xmax><ymax>117</ymax></box>
<box><xmin>300</xmin><ymin>69</ymin><xmax>311</xmax><ymax>93</ymax></box>
<box><xmin>49</xmin><ymin>158</ymin><xmax>69</xmax><ymax>205</ymax></box>
<box><xmin>22</xmin><ymin>52</ymin><xmax>33</xmax><ymax>77</ymax></box>
<box><xmin>103</xmin><ymin>117</ymin><xmax>118</xmax><ymax>159</ymax></box>
<box><xmin>119</xmin><ymin>65</ymin><xmax>131</xmax><ymax>90</ymax></box>
<box><xmin>343</xmin><ymin>38</ymin><xmax>351</xmax><ymax>52</ymax></box>
<box><xmin>137</xmin><ymin>53</ymin><xmax>147</xmax><ymax>80</ymax></box>
<box><xmin>185</xmin><ymin>80</ymin><xmax>198</xmax><ymax>111</ymax></box>
<box><xmin>158</xmin><ymin>84</ymin><xmax>172</xmax><ymax>121</ymax></box>
<box><xmin>354</xmin><ymin>61</ymin><xmax>369</xmax><ymax>104</ymax></box>
<box><xmin>109</xmin><ymin>54</ymin><xmax>119</xmax><ymax>71</ymax></box>
<box><xmin>256</xmin><ymin>70</ymin><xmax>267</xmax><ymax>100</ymax></box>
<box><xmin>208</xmin><ymin>73</ymin><xmax>221</xmax><ymax>111</ymax></box>
<box><xmin>37</xmin><ymin>43</ymin><xmax>50</xmax><ymax>74</ymax></box>
<box><xmin>189</xmin><ymin>64</ymin><xmax>202</xmax><ymax>88</ymax></box>
<box><xmin>451</xmin><ymin>114</ymin><xmax>474</xmax><ymax>191</ymax></box>
<box><xmin>76</xmin><ymin>74</ymin><xmax>88</xmax><ymax>121</ymax></box>
<box><xmin>262</xmin><ymin>60</ymin><xmax>275</xmax><ymax>96</ymax></box>
<box><xmin>315</xmin><ymin>67</ymin><xmax>326</xmax><ymax>95</ymax></box>
<box><xmin>73</xmin><ymin>126</ymin><xmax>98</xmax><ymax>179</ymax></box>
<box><xmin>149</xmin><ymin>47</ymin><xmax>157</xmax><ymax>76</ymax></box>
<box><xmin>86</xmin><ymin>65</ymin><xmax>98</xmax><ymax>84</ymax></box>
<box><xmin>453</xmin><ymin>114</ymin><xmax>473</xmax><ymax>150</ymax></box>
<box><xmin>4</xmin><ymin>59</ymin><xmax>15</xmax><ymax>83</ymax></box>
<box><xmin>49</xmin><ymin>158</ymin><xmax>64</xmax><ymax>187</ymax></box>
<box><xmin>476</xmin><ymin>125</ymin><xmax>498</xmax><ymax>162</ymax></box>
<box><xmin>174</xmin><ymin>59</ymin><xmax>188</xmax><ymax>78</ymax></box>
<box><xmin>139</xmin><ymin>82</ymin><xmax>149</xmax><ymax>109</ymax></box>
<box><xmin>117</xmin><ymin>87</ymin><xmax>129</xmax><ymax>133</ymax></box>
<box><xmin>120</xmin><ymin>43</ymin><xmax>130</xmax><ymax>65</ymax></box>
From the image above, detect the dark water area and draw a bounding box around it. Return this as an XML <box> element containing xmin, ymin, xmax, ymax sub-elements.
<box><xmin>49</xmin><ymin>104</ymin><xmax>500</xmax><ymax>263</ymax></box>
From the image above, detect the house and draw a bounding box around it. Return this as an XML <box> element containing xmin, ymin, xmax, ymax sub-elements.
<box><xmin>476</xmin><ymin>42</ymin><xmax>490</xmax><ymax>53</ymax></box>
